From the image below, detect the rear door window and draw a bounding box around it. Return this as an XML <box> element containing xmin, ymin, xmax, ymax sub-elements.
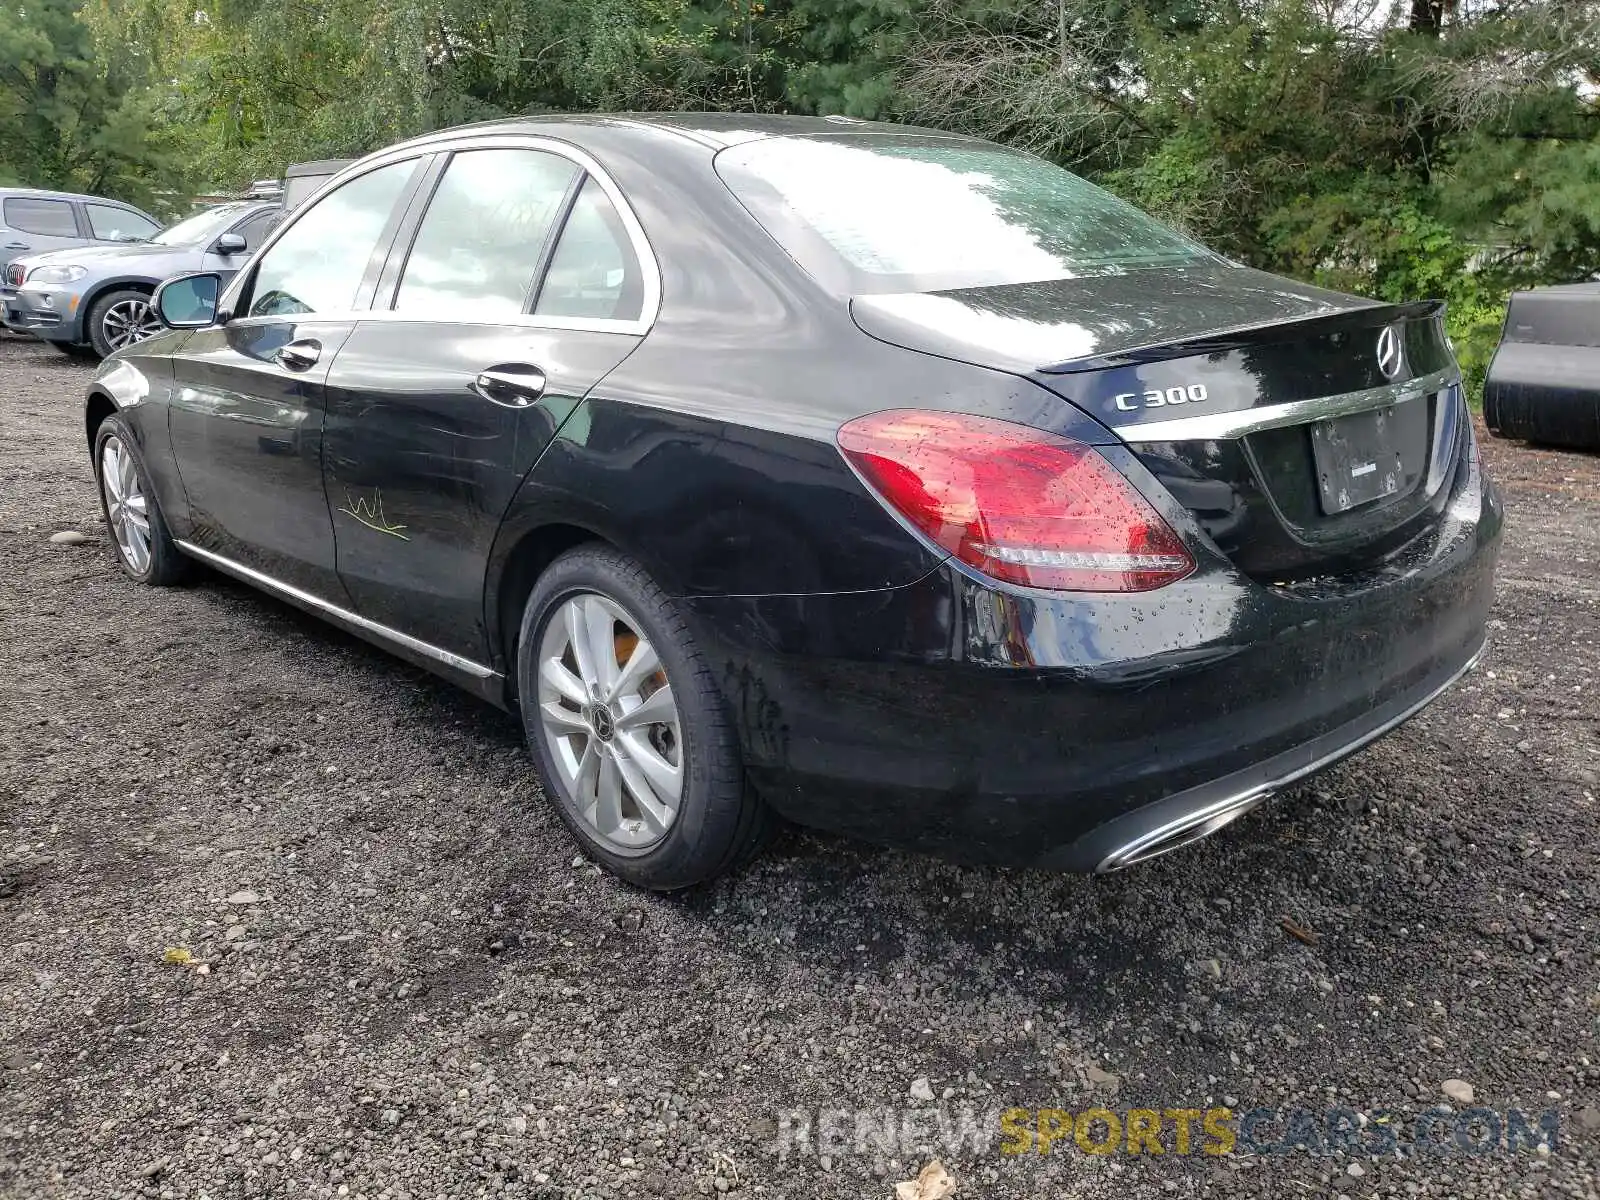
<box><xmin>3</xmin><ymin>197</ymin><xmax>78</xmax><ymax>237</ymax></box>
<box><xmin>534</xmin><ymin>178</ymin><xmax>644</xmax><ymax>322</ymax></box>
<box><xmin>393</xmin><ymin>148</ymin><xmax>579</xmax><ymax>318</ymax></box>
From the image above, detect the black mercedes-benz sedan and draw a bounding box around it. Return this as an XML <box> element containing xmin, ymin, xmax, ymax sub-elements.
<box><xmin>82</xmin><ymin>114</ymin><xmax>1502</xmax><ymax>889</ymax></box>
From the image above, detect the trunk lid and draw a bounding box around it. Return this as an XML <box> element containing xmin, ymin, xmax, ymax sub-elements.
<box><xmin>851</xmin><ymin>265</ymin><xmax>1466</xmax><ymax>580</ymax></box>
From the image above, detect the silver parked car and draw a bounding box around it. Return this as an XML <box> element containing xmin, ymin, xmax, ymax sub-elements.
<box><xmin>0</xmin><ymin>187</ymin><xmax>161</xmax><ymax>339</ymax></box>
<box><xmin>4</xmin><ymin>201</ymin><xmax>278</xmax><ymax>358</ymax></box>
<box><xmin>4</xmin><ymin>162</ymin><xmax>352</xmax><ymax>358</ymax></box>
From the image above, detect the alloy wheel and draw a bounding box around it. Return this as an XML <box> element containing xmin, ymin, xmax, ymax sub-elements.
<box><xmin>100</xmin><ymin>435</ymin><xmax>151</xmax><ymax>574</ymax></box>
<box><xmin>536</xmin><ymin>592</ymin><xmax>683</xmax><ymax>852</ymax></box>
<box><xmin>100</xmin><ymin>298</ymin><xmax>162</xmax><ymax>351</ymax></box>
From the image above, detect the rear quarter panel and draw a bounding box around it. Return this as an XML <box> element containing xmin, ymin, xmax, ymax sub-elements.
<box><xmin>494</xmin><ymin>123</ymin><xmax>1117</xmax><ymax>603</ymax></box>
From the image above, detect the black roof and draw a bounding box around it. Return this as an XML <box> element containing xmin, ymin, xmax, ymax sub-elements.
<box><xmin>600</xmin><ymin>112</ymin><xmax>965</xmax><ymax>148</ymax></box>
<box><xmin>385</xmin><ymin>112</ymin><xmax>973</xmax><ymax>155</ymax></box>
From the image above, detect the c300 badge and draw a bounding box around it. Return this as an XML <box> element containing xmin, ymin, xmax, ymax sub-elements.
<box><xmin>1113</xmin><ymin>384</ymin><xmax>1209</xmax><ymax>412</ymax></box>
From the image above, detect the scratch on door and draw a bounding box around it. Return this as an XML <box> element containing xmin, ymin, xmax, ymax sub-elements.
<box><xmin>338</xmin><ymin>489</ymin><xmax>409</xmax><ymax>540</ymax></box>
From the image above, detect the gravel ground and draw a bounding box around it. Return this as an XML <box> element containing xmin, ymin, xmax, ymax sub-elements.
<box><xmin>1</xmin><ymin>330</ymin><xmax>1596</xmax><ymax>1200</ymax></box>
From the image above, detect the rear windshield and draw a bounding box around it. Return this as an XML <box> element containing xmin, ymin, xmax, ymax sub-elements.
<box><xmin>716</xmin><ymin>135</ymin><xmax>1220</xmax><ymax>294</ymax></box>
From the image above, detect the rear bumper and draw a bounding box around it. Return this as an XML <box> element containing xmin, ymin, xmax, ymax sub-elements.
<box><xmin>1058</xmin><ymin>638</ymin><xmax>1484</xmax><ymax>871</ymax></box>
<box><xmin>685</xmin><ymin>446</ymin><xmax>1502</xmax><ymax>870</ymax></box>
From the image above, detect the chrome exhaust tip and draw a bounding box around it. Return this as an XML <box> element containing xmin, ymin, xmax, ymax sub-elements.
<box><xmin>1096</xmin><ymin>786</ymin><xmax>1274</xmax><ymax>872</ymax></box>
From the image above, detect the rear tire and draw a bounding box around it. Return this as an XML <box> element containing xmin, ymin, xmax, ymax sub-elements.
<box><xmin>517</xmin><ymin>545</ymin><xmax>770</xmax><ymax>890</ymax></box>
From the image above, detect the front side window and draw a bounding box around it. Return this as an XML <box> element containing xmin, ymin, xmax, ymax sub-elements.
<box><xmin>394</xmin><ymin>149</ymin><xmax>579</xmax><ymax>318</ymax></box>
<box><xmin>85</xmin><ymin>204</ymin><xmax>159</xmax><ymax>242</ymax></box>
<box><xmin>248</xmin><ymin>161</ymin><xmax>416</xmax><ymax>318</ymax></box>
<box><xmin>3</xmin><ymin>197</ymin><xmax>76</xmax><ymax>237</ymax></box>
<box><xmin>234</xmin><ymin>211</ymin><xmax>276</xmax><ymax>251</ymax></box>
<box><xmin>717</xmin><ymin>136</ymin><xmax>1220</xmax><ymax>294</ymax></box>
<box><xmin>535</xmin><ymin>178</ymin><xmax>643</xmax><ymax>322</ymax></box>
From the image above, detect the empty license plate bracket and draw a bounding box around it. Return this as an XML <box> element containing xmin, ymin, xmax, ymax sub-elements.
<box><xmin>1309</xmin><ymin>402</ymin><xmax>1424</xmax><ymax>515</ymax></box>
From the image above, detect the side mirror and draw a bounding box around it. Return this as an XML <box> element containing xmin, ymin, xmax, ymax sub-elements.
<box><xmin>214</xmin><ymin>232</ymin><xmax>248</xmax><ymax>255</ymax></box>
<box><xmin>153</xmin><ymin>272</ymin><xmax>223</xmax><ymax>329</ymax></box>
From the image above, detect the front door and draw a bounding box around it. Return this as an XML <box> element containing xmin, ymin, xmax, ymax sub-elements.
<box><xmin>323</xmin><ymin>147</ymin><xmax>651</xmax><ymax>663</ymax></box>
<box><xmin>166</xmin><ymin>158</ymin><xmax>424</xmax><ymax>599</ymax></box>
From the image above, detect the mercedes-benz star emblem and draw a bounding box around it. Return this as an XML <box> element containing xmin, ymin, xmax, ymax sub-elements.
<box><xmin>1376</xmin><ymin>325</ymin><xmax>1405</xmax><ymax>380</ymax></box>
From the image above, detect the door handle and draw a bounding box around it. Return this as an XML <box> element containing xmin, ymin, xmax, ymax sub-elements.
<box><xmin>275</xmin><ymin>338</ymin><xmax>321</xmax><ymax>372</ymax></box>
<box><xmin>470</xmin><ymin>364</ymin><xmax>547</xmax><ymax>409</ymax></box>
<box><xmin>3</xmin><ymin>242</ymin><xmax>28</xmax><ymax>251</ymax></box>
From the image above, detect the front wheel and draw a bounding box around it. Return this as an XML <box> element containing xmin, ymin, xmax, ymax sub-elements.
<box><xmin>517</xmin><ymin>545</ymin><xmax>770</xmax><ymax>890</ymax></box>
<box><xmin>93</xmin><ymin>414</ymin><xmax>190</xmax><ymax>585</ymax></box>
<box><xmin>87</xmin><ymin>288</ymin><xmax>160</xmax><ymax>358</ymax></box>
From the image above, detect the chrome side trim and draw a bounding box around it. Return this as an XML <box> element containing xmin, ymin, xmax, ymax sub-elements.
<box><xmin>1096</xmin><ymin>637</ymin><xmax>1487</xmax><ymax>872</ymax></box>
<box><xmin>219</xmin><ymin>307</ymin><xmax>647</xmax><ymax>338</ymax></box>
<box><xmin>1116</xmin><ymin>366</ymin><xmax>1459</xmax><ymax>443</ymax></box>
<box><xmin>175</xmin><ymin>541</ymin><xmax>499</xmax><ymax>681</ymax></box>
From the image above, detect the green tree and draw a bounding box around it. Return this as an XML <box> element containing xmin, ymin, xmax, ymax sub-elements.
<box><xmin>0</xmin><ymin>0</ymin><xmax>186</xmax><ymax>208</ymax></box>
<box><xmin>14</xmin><ymin>0</ymin><xmax>1600</xmax><ymax>402</ymax></box>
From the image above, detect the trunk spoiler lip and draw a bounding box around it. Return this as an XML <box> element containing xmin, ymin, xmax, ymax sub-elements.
<box><xmin>1038</xmin><ymin>298</ymin><xmax>1446</xmax><ymax>375</ymax></box>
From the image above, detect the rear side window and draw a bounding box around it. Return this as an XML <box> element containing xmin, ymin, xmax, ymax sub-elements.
<box><xmin>85</xmin><ymin>204</ymin><xmax>159</xmax><ymax>242</ymax></box>
<box><xmin>535</xmin><ymin>178</ymin><xmax>643</xmax><ymax>322</ymax></box>
<box><xmin>716</xmin><ymin>136</ymin><xmax>1219</xmax><ymax>294</ymax></box>
<box><xmin>395</xmin><ymin>149</ymin><xmax>579</xmax><ymax>318</ymax></box>
<box><xmin>395</xmin><ymin>148</ymin><xmax>582</xmax><ymax>320</ymax></box>
<box><xmin>3</xmin><ymin>197</ymin><xmax>77</xmax><ymax>237</ymax></box>
<box><xmin>247</xmin><ymin>160</ymin><xmax>416</xmax><ymax>318</ymax></box>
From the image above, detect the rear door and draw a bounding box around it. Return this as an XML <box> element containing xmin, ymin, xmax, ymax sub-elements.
<box><xmin>322</xmin><ymin>139</ymin><xmax>654</xmax><ymax>664</ymax></box>
<box><xmin>1</xmin><ymin>195</ymin><xmax>84</xmax><ymax>275</ymax></box>
<box><xmin>166</xmin><ymin>158</ymin><xmax>426</xmax><ymax>599</ymax></box>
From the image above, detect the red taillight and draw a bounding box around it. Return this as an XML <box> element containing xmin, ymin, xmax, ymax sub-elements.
<box><xmin>837</xmin><ymin>410</ymin><xmax>1195</xmax><ymax>592</ymax></box>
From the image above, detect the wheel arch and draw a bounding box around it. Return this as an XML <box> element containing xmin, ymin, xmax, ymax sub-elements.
<box><xmin>78</xmin><ymin>276</ymin><xmax>161</xmax><ymax>342</ymax></box>
<box><xmin>489</xmin><ymin>521</ymin><xmax>613</xmax><ymax>694</ymax></box>
<box><xmin>82</xmin><ymin>275</ymin><xmax>161</xmax><ymax>308</ymax></box>
<box><xmin>84</xmin><ymin>389</ymin><xmax>118</xmax><ymax>453</ymax></box>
